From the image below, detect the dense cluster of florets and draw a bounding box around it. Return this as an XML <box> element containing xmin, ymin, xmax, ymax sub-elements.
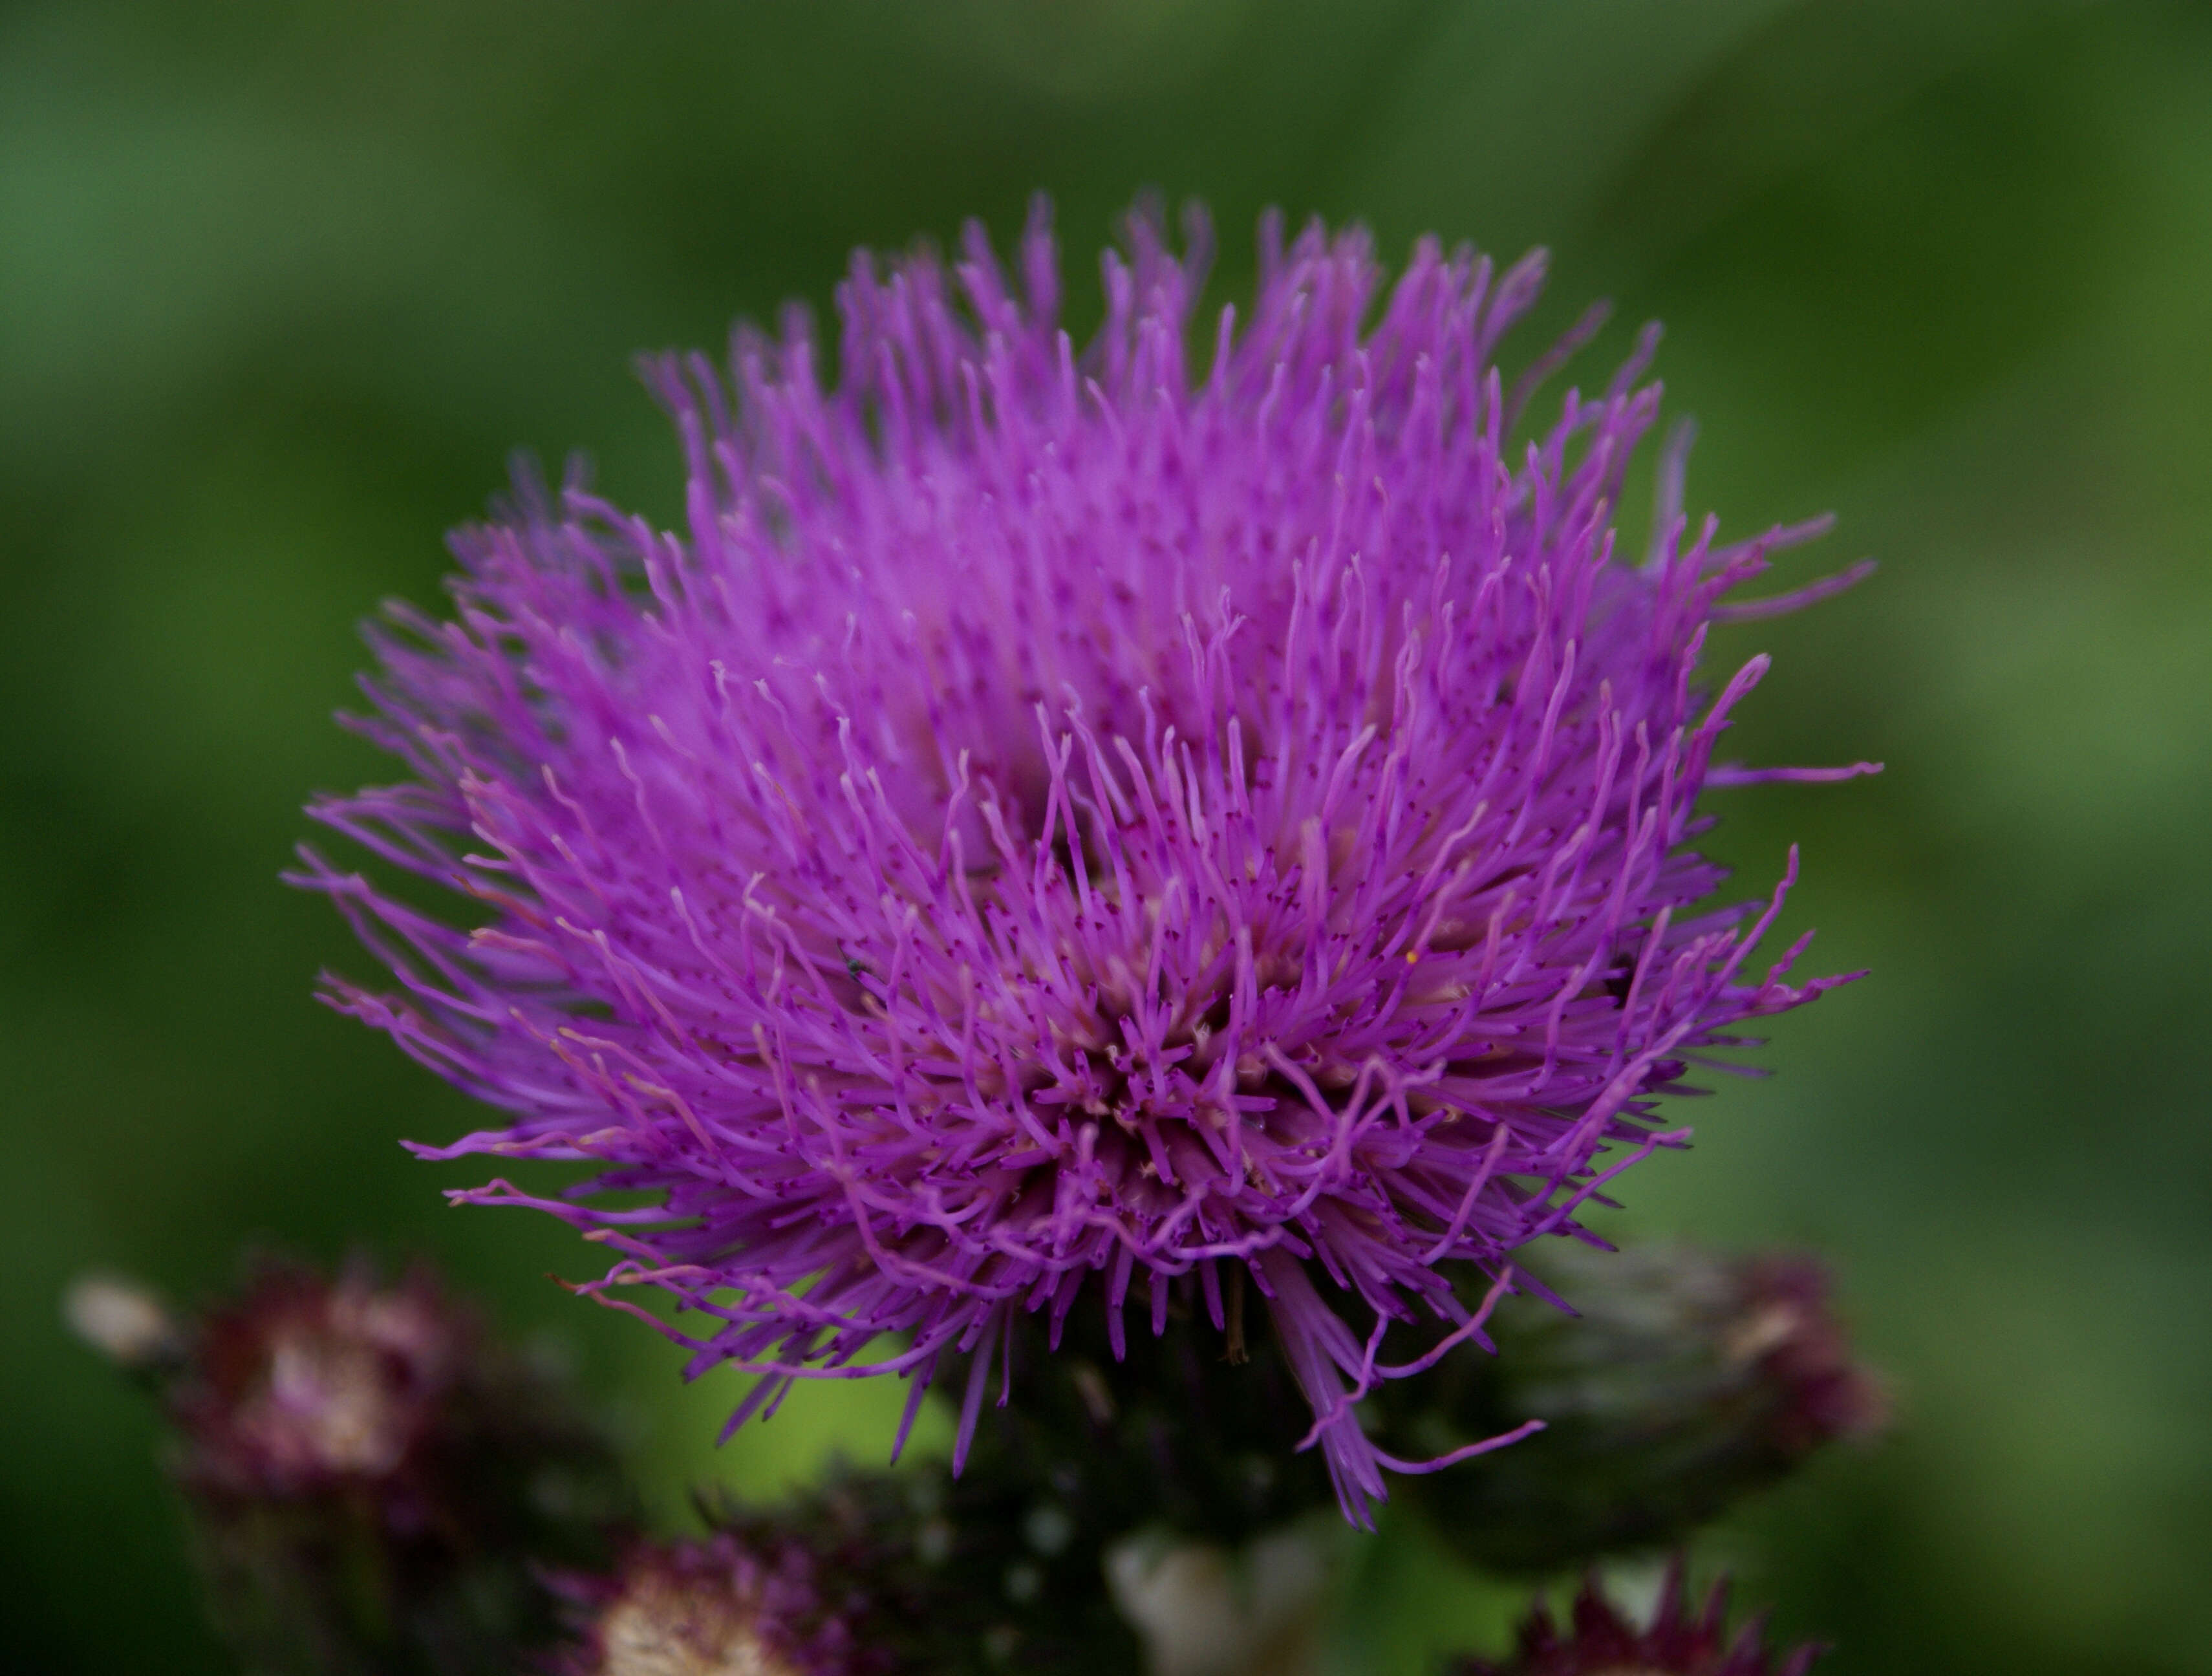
<box><xmin>107</xmin><ymin>1262</ymin><xmax>628</xmax><ymax>1675</ymax></box>
<box><xmin>299</xmin><ymin>202</ymin><xmax>1870</xmax><ymax>1523</ymax></box>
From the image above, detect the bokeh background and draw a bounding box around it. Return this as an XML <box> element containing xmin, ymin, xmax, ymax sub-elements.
<box><xmin>6</xmin><ymin>2</ymin><xmax>2209</xmax><ymax>1671</ymax></box>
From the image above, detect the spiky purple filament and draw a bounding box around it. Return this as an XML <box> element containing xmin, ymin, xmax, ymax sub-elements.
<box><xmin>296</xmin><ymin>202</ymin><xmax>1870</xmax><ymax>1525</ymax></box>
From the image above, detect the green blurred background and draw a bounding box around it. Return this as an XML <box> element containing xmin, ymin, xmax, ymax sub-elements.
<box><xmin>6</xmin><ymin>1</ymin><xmax>2208</xmax><ymax>1670</ymax></box>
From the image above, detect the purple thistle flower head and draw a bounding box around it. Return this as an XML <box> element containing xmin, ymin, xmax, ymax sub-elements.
<box><xmin>297</xmin><ymin>201</ymin><xmax>1873</xmax><ymax>1527</ymax></box>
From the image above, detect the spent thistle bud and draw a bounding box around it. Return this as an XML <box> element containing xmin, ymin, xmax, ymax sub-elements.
<box><xmin>551</xmin><ymin>1536</ymin><xmax>818</xmax><ymax>1676</ymax></box>
<box><xmin>80</xmin><ymin>1258</ymin><xmax>632</xmax><ymax>1676</ymax></box>
<box><xmin>1451</xmin><ymin>1560</ymin><xmax>1825</xmax><ymax>1675</ymax></box>
<box><xmin>1391</xmin><ymin>1243</ymin><xmax>1883</xmax><ymax>1573</ymax></box>
<box><xmin>558</xmin><ymin>1461</ymin><xmax>1141</xmax><ymax>1676</ymax></box>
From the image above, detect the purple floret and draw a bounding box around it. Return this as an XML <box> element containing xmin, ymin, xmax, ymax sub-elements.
<box><xmin>296</xmin><ymin>202</ymin><xmax>1873</xmax><ymax>1525</ymax></box>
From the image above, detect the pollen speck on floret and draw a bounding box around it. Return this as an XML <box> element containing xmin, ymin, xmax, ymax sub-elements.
<box><xmin>295</xmin><ymin>200</ymin><xmax>1875</xmax><ymax>1527</ymax></box>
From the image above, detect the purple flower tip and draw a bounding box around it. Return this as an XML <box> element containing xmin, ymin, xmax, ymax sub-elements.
<box><xmin>296</xmin><ymin>200</ymin><xmax>1865</xmax><ymax>1526</ymax></box>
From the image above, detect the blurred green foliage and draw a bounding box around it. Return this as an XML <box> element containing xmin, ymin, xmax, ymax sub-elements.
<box><xmin>5</xmin><ymin>2</ymin><xmax>2208</xmax><ymax>1671</ymax></box>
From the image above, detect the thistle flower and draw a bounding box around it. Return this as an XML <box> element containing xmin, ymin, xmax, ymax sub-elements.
<box><xmin>1452</xmin><ymin>1562</ymin><xmax>1825</xmax><ymax>1676</ymax></box>
<box><xmin>80</xmin><ymin>1260</ymin><xmax>630</xmax><ymax>1675</ymax></box>
<box><xmin>298</xmin><ymin>201</ymin><xmax>1873</xmax><ymax>1524</ymax></box>
<box><xmin>1392</xmin><ymin>1243</ymin><xmax>1885</xmax><ymax>1571</ymax></box>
